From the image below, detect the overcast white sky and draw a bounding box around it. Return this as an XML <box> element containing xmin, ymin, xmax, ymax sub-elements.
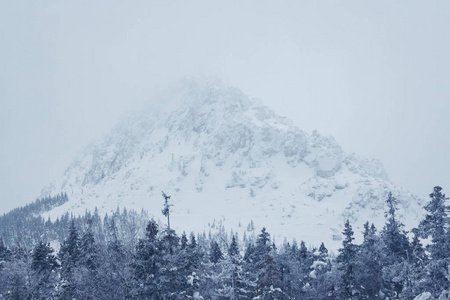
<box><xmin>1</xmin><ymin>1</ymin><xmax>449</xmax><ymax>214</ymax></box>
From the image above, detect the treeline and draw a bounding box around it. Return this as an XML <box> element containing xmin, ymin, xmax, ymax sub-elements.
<box><xmin>0</xmin><ymin>193</ymin><xmax>68</xmax><ymax>247</ymax></box>
<box><xmin>0</xmin><ymin>194</ymin><xmax>149</xmax><ymax>249</ymax></box>
<box><xmin>0</xmin><ymin>187</ymin><xmax>450</xmax><ymax>299</ymax></box>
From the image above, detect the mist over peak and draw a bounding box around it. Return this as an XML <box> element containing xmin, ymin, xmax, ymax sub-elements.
<box><xmin>40</xmin><ymin>80</ymin><xmax>423</xmax><ymax>249</ymax></box>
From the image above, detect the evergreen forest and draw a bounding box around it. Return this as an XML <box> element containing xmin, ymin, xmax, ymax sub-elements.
<box><xmin>1</xmin><ymin>187</ymin><xmax>450</xmax><ymax>299</ymax></box>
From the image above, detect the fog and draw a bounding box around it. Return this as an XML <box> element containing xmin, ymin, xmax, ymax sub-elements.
<box><xmin>1</xmin><ymin>1</ymin><xmax>449</xmax><ymax>213</ymax></box>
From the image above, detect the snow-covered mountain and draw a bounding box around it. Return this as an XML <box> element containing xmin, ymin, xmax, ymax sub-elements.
<box><xmin>41</xmin><ymin>78</ymin><xmax>424</xmax><ymax>250</ymax></box>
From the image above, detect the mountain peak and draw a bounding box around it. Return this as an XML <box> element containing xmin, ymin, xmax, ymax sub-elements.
<box><xmin>41</xmin><ymin>80</ymin><xmax>423</xmax><ymax>250</ymax></box>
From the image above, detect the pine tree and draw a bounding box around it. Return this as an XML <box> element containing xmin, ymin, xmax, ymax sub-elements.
<box><xmin>277</xmin><ymin>242</ymin><xmax>297</xmax><ymax>299</ymax></box>
<box><xmin>31</xmin><ymin>241</ymin><xmax>59</xmax><ymax>273</ymax></box>
<box><xmin>381</xmin><ymin>192</ymin><xmax>410</xmax><ymax>261</ymax></box>
<box><xmin>178</xmin><ymin>233</ymin><xmax>203</xmax><ymax>298</ymax></box>
<box><xmin>131</xmin><ymin>219</ymin><xmax>162</xmax><ymax>299</ymax></box>
<box><xmin>30</xmin><ymin>241</ymin><xmax>59</xmax><ymax>299</ymax></box>
<box><xmin>411</xmin><ymin>234</ymin><xmax>427</xmax><ymax>267</ymax></box>
<box><xmin>181</xmin><ymin>232</ymin><xmax>188</xmax><ymax>250</ymax></box>
<box><xmin>404</xmin><ymin>233</ymin><xmax>428</xmax><ymax>297</ymax></box>
<box><xmin>162</xmin><ymin>191</ymin><xmax>173</xmax><ymax>230</ymax></box>
<box><xmin>250</xmin><ymin>228</ymin><xmax>282</xmax><ymax>299</ymax></box>
<box><xmin>378</xmin><ymin>193</ymin><xmax>412</xmax><ymax>297</ymax></box>
<box><xmin>299</xmin><ymin>240</ymin><xmax>308</xmax><ymax>260</ymax></box>
<box><xmin>229</xmin><ymin>235</ymin><xmax>239</xmax><ymax>258</ymax></box>
<box><xmin>190</xmin><ymin>232</ymin><xmax>198</xmax><ymax>249</ymax></box>
<box><xmin>0</xmin><ymin>246</ymin><xmax>31</xmax><ymax>300</ymax></box>
<box><xmin>354</xmin><ymin>222</ymin><xmax>385</xmax><ymax>299</ymax></box>
<box><xmin>337</xmin><ymin>220</ymin><xmax>359</xmax><ymax>299</ymax></box>
<box><xmin>77</xmin><ymin>219</ymin><xmax>102</xmax><ymax>299</ymax></box>
<box><xmin>396</xmin><ymin>235</ymin><xmax>426</xmax><ymax>300</ymax></box>
<box><xmin>79</xmin><ymin>219</ymin><xmax>100</xmax><ymax>272</ymax></box>
<box><xmin>58</xmin><ymin>220</ymin><xmax>80</xmax><ymax>299</ymax></box>
<box><xmin>418</xmin><ymin>186</ymin><xmax>450</xmax><ymax>259</ymax></box>
<box><xmin>212</xmin><ymin>234</ymin><xmax>252</xmax><ymax>299</ymax></box>
<box><xmin>185</xmin><ymin>233</ymin><xmax>201</xmax><ymax>271</ymax></box>
<box><xmin>210</xmin><ymin>240</ymin><xmax>224</xmax><ymax>264</ymax></box>
<box><xmin>416</xmin><ymin>186</ymin><xmax>450</xmax><ymax>297</ymax></box>
<box><xmin>0</xmin><ymin>237</ymin><xmax>12</xmax><ymax>266</ymax></box>
<box><xmin>318</xmin><ymin>242</ymin><xmax>328</xmax><ymax>262</ymax></box>
<box><xmin>299</xmin><ymin>240</ymin><xmax>314</xmax><ymax>278</ymax></box>
<box><xmin>104</xmin><ymin>217</ymin><xmax>130</xmax><ymax>300</ymax></box>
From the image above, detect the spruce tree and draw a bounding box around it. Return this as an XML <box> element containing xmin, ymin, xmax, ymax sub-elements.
<box><xmin>79</xmin><ymin>219</ymin><xmax>100</xmax><ymax>272</ymax></box>
<box><xmin>381</xmin><ymin>192</ymin><xmax>410</xmax><ymax>261</ymax></box>
<box><xmin>31</xmin><ymin>241</ymin><xmax>59</xmax><ymax>273</ymax></box>
<box><xmin>181</xmin><ymin>232</ymin><xmax>188</xmax><ymax>250</ymax></box>
<box><xmin>161</xmin><ymin>191</ymin><xmax>172</xmax><ymax>230</ymax></box>
<box><xmin>131</xmin><ymin>219</ymin><xmax>162</xmax><ymax>299</ymax></box>
<box><xmin>210</xmin><ymin>234</ymin><xmax>249</xmax><ymax>299</ymax></box>
<box><xmin>416</xmin><ymin>186</ymin><xmax>450</xmax><ymax>296</ymax></box>
<box><xmin>299</xmin><ymin>240</ymin><xmax>314</xmax><ymax>281</ymax></box>
<box><xmin>337</xmin><ymin>220</ymin><xmax>359</xmax><ymax>299</ymax></box>
<box><xmin>58</xmin><ymin>220</ymin><xmax>80</xmax><ymax>300</ymax></box>
<box><xmin>251</xmin><ymin>228</ymin><xmax>282</xmax><ymax>299</ymax></box>
<box><xmin>210</xmin><ymin>241</ymin><xmax>224</xmax><ymax>264</ymax></box>
<box><xmin>418</xmin><ymin>186</ymin><xmax>449</xmax><ymax>259</ymax></box>
<box><xmin>105</xmin><ymin>217</ymin><xmax>130</xmax><ymax>300</ymax></box>
<box><xmin>0</xmin><ymin>237</ymin><xmax>12</xmax><ymax>266</ymax></box>
<box><xmin>277</xmin><ymin>241</ymin><xmax>299</xmax><ymax>299</ymax></box>
<box><xmin>411</xmin><ymin>234</ymin><xmax>427</xmax><ymax>267</ymax></box>
<box><xmin>318</xmin><ymin>242</ymin><xmax>328</xmax><ymax>262</ymax></box>
<box><xmin>77</xmin><ymin>219</ymin><xmax>102</xmax><ymax>299</ymax></box>
<box><xmin>355</xmin><ymin>222</ymin><xmax>385</xmax><ymax>299</ymax></box>
<box><xmin>30</xmin><ymin>241</ymin><xmax>59</xmax><ymax>299</ymax></box>
<box><xmin>229</xmin><ymin>234</ymin><xmax>239</xmax><ymax>258</ymax></box>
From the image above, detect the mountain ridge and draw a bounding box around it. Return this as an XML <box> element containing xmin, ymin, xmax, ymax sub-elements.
<box><xmin>40</xmin><ymin>78</ymin><xmax>424</xmax><ymax>250</ymax></box>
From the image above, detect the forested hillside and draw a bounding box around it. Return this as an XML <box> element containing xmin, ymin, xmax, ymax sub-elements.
<box><xmin>0</xmin><ymin>187</ymin><xmax>449</xmax><ymax>299</ymax></box>
<box><xmin>0</xmin><ymin>194</ymin><xmax>149</xmax><ymax>249</ymax></box>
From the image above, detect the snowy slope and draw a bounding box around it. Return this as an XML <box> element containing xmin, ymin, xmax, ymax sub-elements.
<box><xmin>41</xmin><ymin>78</ymin><xmax>425</xmax><ymax>251</ymax></box>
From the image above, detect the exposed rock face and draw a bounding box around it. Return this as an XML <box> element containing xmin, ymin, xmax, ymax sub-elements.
<box><xmin>41</xmin><ymin>78</ymin><xmax>424</xmax><ymax>250</ymax></box>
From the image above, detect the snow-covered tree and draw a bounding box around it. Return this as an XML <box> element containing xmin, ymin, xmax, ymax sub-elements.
<box><xmin>130</xmin><ymin>219</ymin><xmax>162</xmax><ymax>299</ymax></box>
<box><xmin>103</xmin><ymin>217</ymin><xmax>131</xmax><ymax>299</ymax></box>
<box><xmin>30</xmin><ymin>241</ymin><xmax>59</xmax><ymax>299</ymax></box>
<box><xmin>58</xmin><ymin>220</ymin><xmax>81</xmax><ymax>299</ymax></box>
<box><xmin>317</xmin><ymin>242</ymin><xmax>328</xmax><ymax>262</ymax></box>
<box><xmin>210</xmin><ymin>240</ymin><xmax>224</xmax><ymax>264</ymax></box>
<box><xmin>245</xmin><ymin>228</ymin><xmax>283</xmax><ymax>299</ymax></box>
<box><xmin>418</xmin><ymin>186</ymin><xmax>450</xmax><ymax>259</ymax></box>
<box><xmin>354</xmin><ymin>222</ymin><xmax>385</xmax><ymax>299</ymax></box>
<box><xmin>76</xmin><ymin>219</ymin><xmax>102</xmax><ymax>299</ymax></box>
<box><xmin>336</xmin><ymin>220</ymin><xmax>359</xmax><ymax>299</ymax></box>
<box><xmin>415</xmin><ymin>186</ymin><xmax>450</xmax><ymax>297</ymax></box>
<box><xmin>381</xmin><ymin>192</ymin><xmax>410</xmax><ymax>262</ymax></box>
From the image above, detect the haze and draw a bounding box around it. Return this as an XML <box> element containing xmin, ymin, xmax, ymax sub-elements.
<box><xmin>1</xmin><ymin>1</ymin><xmax>449</xmax><ymax>214</ymax></box>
